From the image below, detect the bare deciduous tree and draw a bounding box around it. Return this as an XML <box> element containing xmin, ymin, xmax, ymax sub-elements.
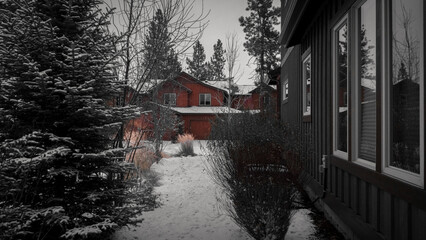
<box><xmin>105</xmin><ymin>0</ymin><xmax>209</xmax><ymax>162</ymax></box>
<box><xmin>224</xmin><ymin>32</ymin><xmax>242</xmax><ymax>110</ymax></box>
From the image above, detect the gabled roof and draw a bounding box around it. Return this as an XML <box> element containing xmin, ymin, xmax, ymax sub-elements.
<box><xmin>158</xmin><ymin>78</ymin><xmax>192</xmax><ymax>93</ymax></box>
<box><xmin>140</xmin><ymin>74</ymin><xmax>193</xmax><ymax>94</ymax></box>
<box><xmin>234</xmin><ymin>85</ymin><xmax>257</xmax><ymax>96</ymax></box>
<box><xmin>178</xmin><ymin>72</ymin><xmax>228</xmax><ymax>94</ymax></box>
<box><xmin>249</xmin><ymin>83</ymin><xmax>277</xmax><ymax>94</ymax></box>
<box><xmin>205</xmin><ymin>80</ymin><xmax>236</xmax><ymax>92</ymax></box>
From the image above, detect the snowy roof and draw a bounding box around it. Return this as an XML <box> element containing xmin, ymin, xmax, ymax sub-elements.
<box><xmin>171</xmin><ymin>106</ymin><xmax>242</xmax><ymax>114</ymax></box>
<box><xmin>131</xmin><ymin>79</ymin><xmax>166</xmax><ymax>93</ymax></box>
<box><xmin>205</xmin><ymin>80</ymin><xmax>236</xmax><ymax>92</ymax></box>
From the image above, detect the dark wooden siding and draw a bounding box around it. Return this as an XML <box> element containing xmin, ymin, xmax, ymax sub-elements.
<box><xmin>281</xmin><ymin>0</ymin><xmax>426</xmax><ymax>239</ymax></box>
<box><xmin>281</xmin><ymin>45</ymin><xmax>301</xmax><ymax>125</ymax></box>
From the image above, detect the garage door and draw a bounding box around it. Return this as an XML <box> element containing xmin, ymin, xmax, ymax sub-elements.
<box><xmin>190</xmin><ymin>120</ymin><xmax>211</xmax><ymax>140</ymax></box>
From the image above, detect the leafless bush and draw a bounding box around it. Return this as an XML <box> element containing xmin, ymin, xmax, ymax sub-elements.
<box><xmin>205</xmin><ymin>111</ymin><xmax>309</xmax><ymax>239</ymax></box>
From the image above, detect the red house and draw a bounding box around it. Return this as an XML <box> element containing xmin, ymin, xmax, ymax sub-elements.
<box><xmin>232</xmin><ymin>83</ymin><xmax>278</xmax><ymax>113</ymax></box>
<box><xmin>151</xmin><ymin>72</ymin><xmax>241</xmax><ymax>139</ymax></box>
<box><xmin>113</xmin><ymin>72</ymin><xmax>279</xmax><ymax>140</ymax></box>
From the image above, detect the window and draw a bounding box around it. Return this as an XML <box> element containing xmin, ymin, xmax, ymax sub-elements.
<box><xmin>355</xmin><ymin>0</ymin><xmax>377</xmax><ymax>165</ymax></box>
<box><xmin>263</xmin><ymin>93</ymin><xmax>270</xmax><ymax>105</ymax></box>
<box><xmin>199</xmin><ymin>93</ymin><xmax>211</xmax><ymax>106</ymax></box>
<box><xmin>383</xmin><ymin>0</ymin><xmax>424</xmax><ymax>186</ymax></box>
<box><xmin>302</xmin><ymin>51</ymin><xmax>311</xmax><ymax>116</ymax></box>
<box><xmin>163</xmin><ymin>93</ymin><xmax>176</xmax><ymax>106</ymax></box>
<box><xmin>333</xmin><ymin>15</ymin><xmax>349</xmax><ymax>157</ymax></box>
<box><xmin>331</xmin><ymin>0</ymin><xmax>424</xmax><ymax>186</ymax></box>
<box><xmin>116</xmin><ymin>96</ymin><xmax>124</xmax><ymax>106</ymax></box>
<box><xmin>283</xmin><ymin>78</ymin><xmax>289</xmax><ymax>101</ymax></box>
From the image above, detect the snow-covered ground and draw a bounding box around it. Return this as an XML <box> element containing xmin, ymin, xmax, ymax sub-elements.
<box><xmin>113</xmin><ymin>141</ymin><xmax>317</xmax><ymax>240</ymax></box>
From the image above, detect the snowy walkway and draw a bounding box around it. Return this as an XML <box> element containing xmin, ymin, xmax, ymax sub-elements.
<box><xmin>113</xmin><ymin>141</ymin><xmax>317</xmax><ymax>240</ymax></box>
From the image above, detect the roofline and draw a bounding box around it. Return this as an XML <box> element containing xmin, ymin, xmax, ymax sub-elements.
<box><xmin>179</xmin><ymin>71</ymin><xmax>229</xmax><ymax>94</ymax></box>
<box><xmin>281</xmin><ymin>0</ymin><xmax>327</xmax><ymax>47</ymax></box>
<box><xmin>248</xmin><ymin>83</ymin><xmax>277</xmax><ymax>94</ymax></box>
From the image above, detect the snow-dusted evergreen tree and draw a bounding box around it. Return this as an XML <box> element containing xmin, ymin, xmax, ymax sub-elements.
<box><xmin>210</xmin><ymin>39</ymin><xmax>226</xmax><ymax>81</ymax></box>
<box><xmin>186</xmin><ymin>40</ymin><xmax>209</xmax><ymax>80</ymax></box>
<box><xmin>239</xmin><ymin>0</ymin><xmax>280</xmax><ymax>82</ymax></box>
<box><xmin>0</xmin><ymin>0</ymin><xmax>150</xmax><ymax>239</ymax></box>
<box><xmin>144</xmin><ymin>9</ymin><xmax>182</xmax><ymax>80</ymax></box>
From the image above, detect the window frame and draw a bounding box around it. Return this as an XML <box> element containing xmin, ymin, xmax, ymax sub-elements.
<box><xmin>283</xmin><ymin>78</ymin><xmax>289</xmax><ymax>102</ymax></box>
<box><xmin>332</xmin><ymin>15</ymin><xmax>350</xmax><ymax>160</ymax></box>
<box><xmin>331</xmin><ymin>0</ymin><xmax>425</xmax><ymax>187</ymax></box>
<box><xmin>163</xmin><ymin>93</ymin><xmax>177</xmax><ymax>106</ymax></box>
<box><xmin>302</xmin><ymin>49</ymin><xmax>312</xmax><ymax>116</ymax></box>
<box><xmin>199</xmin><ymin>93</ymin><xmax>211</xmax><ymax>106</ymax></box>
<box><xmin>351</xmin><ymin>0</ymin><xmax>378</xmax><ymax>169</ymax></box>
<box><xmin>116</xmin><ymin>96</ymin><xmax>124</xmax><ymax>106</ymax></box>
<box><xmin>381</xmin><ymin>0</ymin><xmax>424</xmax><ymax>187</ymax></box>
<box><xmin>263</xmin><ymin>92</ymin><xmax>270</xmax><ymax>105</ymax></box>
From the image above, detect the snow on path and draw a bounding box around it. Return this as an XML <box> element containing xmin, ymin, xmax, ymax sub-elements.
<box><xmin>113</xmin><ymin>141</ymin><xmax>317</xmax><ymax>240</ymax></box>
<box><xmin>113</xmin><ymin>142</ymin><xmax>252</xmax><ymax>240</ymax></box>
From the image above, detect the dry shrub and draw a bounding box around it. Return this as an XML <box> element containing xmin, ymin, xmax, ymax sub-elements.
<box><xmin>177</xmin><ymin>133</ymin><xmax>195</xmax><ymax>156</ymax></box>
<box><xmin>205</xmin><ymin>111</ymin><xmax>308</xmax><ymax>239</ymax></box>
<box><xmin>126</xmin><ymin>147</ymin><xmax>158</xmax><ymax>170</ymax></box>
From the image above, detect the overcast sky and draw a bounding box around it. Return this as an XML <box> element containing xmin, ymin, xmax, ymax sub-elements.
<box><xmin>105</xmin><ymin>0</ymin><xmax>280</xmax><ymax>85</ymax></box>
<box><xmin>195</xmin><ymin>0</ymin><xmax>280</xmax><ymax>85</ymax></box>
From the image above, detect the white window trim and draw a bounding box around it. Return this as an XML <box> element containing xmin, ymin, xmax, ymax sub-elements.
<box><xmin>164</xmin><ymin>93</ymin><xmax>176</xmax><ymax>106</ymax></box>
<box><xmin>381</xmin><ymin>0</ymin><xmax>424</xmax><ymax>187</ymax></box>
<box><xmin>199</xmin><ymin>93</ymin><xmax>211</xmax><ymax>106</ymax></box>
<box><xmin>302</xmin><ymin>50</ymin><xmax>311</xmax><ymax>116</ymax></box>
<box><xmin>332</xmin><ymin>15</ymin><xmax>349</xmax><ymax>160</ymax></box>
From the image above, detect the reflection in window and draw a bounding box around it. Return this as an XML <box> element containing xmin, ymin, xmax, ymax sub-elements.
<box><xmin>303</xmin><ymin>54</ymin><xmax>311</xmax><ymax>115</ymax></box>
<box><xmin>358</xmin><ymin>0</ymin><xmax>376</xmax><ymax>162</ymax></box>
<box><xmin>263</xmin><ymin>93</ymin><xmax>270</xmax><ymax>105</ymax></box>
<box><xmin>336</xmin><ymin>22</ymin><xmax>348</xmax><ymax>152</ymax></box>
<box><xmin>285</xmin><ymin>82</ymin><xmax>289</xmax><ymax>99</ymax></box>
<box><xmin>390</xmin><ymin>0</ymin><xmax>422</xmax><ymax>173</ymax></box>
<box><xmin>283</xmin><ymin>79</ymin><xmax>289</xmax><ymax>100</ymax></box>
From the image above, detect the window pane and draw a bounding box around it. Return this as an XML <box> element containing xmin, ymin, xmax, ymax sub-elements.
<box><xmin>337</xmin><ymin>22</ymin><xmax>348</xmax><ymax>152</ymax></box>
<box><xmin>170</xmin><ymin>93</ymin><xmax>176</xmax><ymax>105</ymax></box>
<box><xmin>285</xmin><ymin>82</ymin><xmax>289</xmax><ymax>99</ymax></box>
<box><xmin>358</xmin><ymin>0</ymin><xmax>376</xmax><ymax>162</ymax></box>
<box><xmin>200</xmin><ymin>94</ymin><xmax>205</xmax><ymax>105</ymax></box>
<box><xmin>303</xmin><ymin>56</ymin><xmax>311</xmax><ymax>114</ymax></box>
<box><xmin>205</xmin><ymin>94</ymin><xmax>211</xmax><ymax>105</ymax></box>
<box><xmin>390</xmin><ymin>0</ymin><xmax>422</xmax><ymax>173</ymax></box>
<box><xmin>164</xmin><ymin>94</ymin><xmax>170</xmax><ymax>104</ymax></box>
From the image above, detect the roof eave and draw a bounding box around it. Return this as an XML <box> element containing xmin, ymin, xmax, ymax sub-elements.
<box><xmin>281</xmin><ymin>0</ymin><xmax>327</xmax><ymax>47</ymax></box>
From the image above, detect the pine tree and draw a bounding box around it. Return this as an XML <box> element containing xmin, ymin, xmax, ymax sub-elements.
<box><xmin>210</xmin><ymin>39</ymin><xmax>226</xmax><ymax>81</ymax></box>
<box><xmin>144</xmin><ymin>9</ymin><xmax>182</xmax><ymax>80</ymax></box>
<box><xmin>239</xmin><ymin>0</ymin><xmax>280</xmax><ymax>82</ymax></box>
<box><xmin>186</xmin><ymin>40</ymin><xmax>208</xmax><ymax>80</ymax></box>
<box><xmin>0</xmin><ymin>0</ymin><xmax>148</xmax><ymax>238</ymax></box>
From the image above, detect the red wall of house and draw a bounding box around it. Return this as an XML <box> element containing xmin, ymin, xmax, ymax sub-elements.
<box><xmin>187</xmin><ymin>83</ymin><xmax>224</xmax><ymax>106</ymax></box>
<box><xmin>232</xmin><ymin>91</ymin><xmax>278</xmax><ymax>112</ymax></box>
<box><xmin>156</xmin><ymin>82</ymin><xmax>189</xmax><ymax>107</ymax></box>
<box><xmin>232</xmin><ymin>95</ymin><xmax>256</xmax><ymax>110</ymax></box>
<box><xmin>175</xmin><ymin>74</ymin><xmax>225</xmax><ymax>107</ymax></box>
